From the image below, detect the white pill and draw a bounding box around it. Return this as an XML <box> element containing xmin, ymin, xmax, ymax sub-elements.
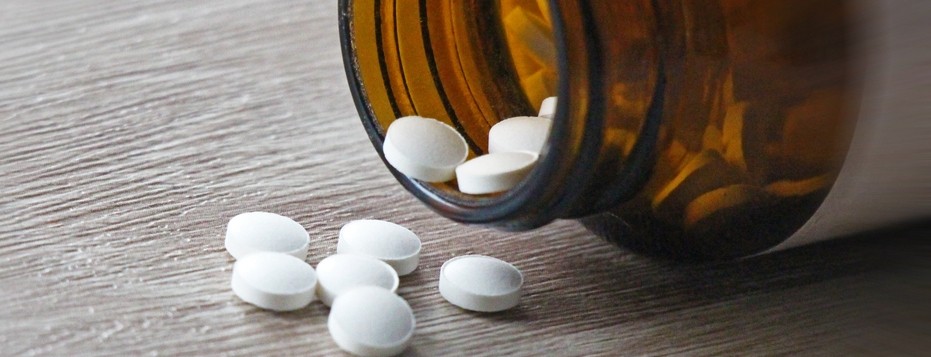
<box><xmin>316</xmin><ymin>254</ymin><xmax>400</xmax><ymax>307</ymax></box>
<box><xmin>224</xmin><ymin>212</ymin><xmax>309</xmax><ymax>260</ymax></box>
<box><xmin>487</xmin><ymin>116</ymin><xmax>551</xmax><ymax>154</ymax></box>
<box><xmin>538</xmin><ymin>96</ymin><xmax>557</xmax><ymax>119</ymax></box>
<box><xmin>382</xmin><ymin>116</ymin><xmax>469</xmax><ymax>183</ymax></box>
<box><xmin>439</xmin><ymin>255</ymin><xmax>523</xmax><ymax>312</ymax></box>
<box><xmin>328</xmin><ymin>286</ymin><xmax>416</xmax><ymax>357</ymax></box>
<box><xmin>337</xmin><ymin>220</ymin><xmax>422</xmax><ymax>276</ymax></box>
<box><xmin>231</xmin><ymin>252</ymin><xmax>317</xmax><ymax>311</ymax></box>
<box><xmin>455</xmin><ymin>152</ymin><xmax>538</xmax><ymax>195</ymax></box>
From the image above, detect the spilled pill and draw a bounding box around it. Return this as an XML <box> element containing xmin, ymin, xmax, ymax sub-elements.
<box><xmin>337</xmin><ymin>219</ymin><xmax>422</xmax><ymax>276</ymax></box>
<box><xmin>439</xmin><ymin>255</ymin><xmax>523</xmax><ymax>312</ymax></box>
<box><xmin>315</xmin><ymin>254</ymin><xmax>399</xmax><ymax>307</ymax></box>
<box><xmin>488</xmin><ymin>116</ymin><xmax>552</xmax><ymax>154</ymax></box>
<box><xmin>231</xmin><ymin>252</ymin><xmax>317</xmax><ymax>311</ymax></box>
<box><xmin>328</xmin><ymin>286</ymin><xmax>416</xmax><ymax>357</ymax></box>
<box><xmin>225</xmin><ymin>212</ymin><xmax>309</xmax><ymax>260</ymax></box>
<box><xmin>455</xmin><ymin>152</ymin><xmax>538</xmax><ymax>195</ymax></box>
<box><xmin>382</xmin><ymin>116</ymin><xmax>469</xmax><ymax>183</ymax></box>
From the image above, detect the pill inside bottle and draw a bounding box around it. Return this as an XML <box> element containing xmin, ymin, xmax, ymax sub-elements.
<box><xmin>382</xmin><ymin>116</ymin><xmax>469</xmax><ymax>183</ymax></box>
<box><xmin>455</xmin><ymin>152</ymin><xmax>539</xmax><ymax>195</ymax></box>
<box><xmin>488</xmin><ymin>116</ymin><xmax>552</xmax><ymax>155</ymax></box>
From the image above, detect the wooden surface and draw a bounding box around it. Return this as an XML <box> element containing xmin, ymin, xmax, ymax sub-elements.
<box><xmin>0</xmin><ymin>1</ymin><xmax>920</xmax><ymax>356</ymax></box>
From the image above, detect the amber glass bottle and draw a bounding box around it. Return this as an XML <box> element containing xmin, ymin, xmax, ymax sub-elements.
<box><xmin>338</xmin><ymin>0</ymin><xmax>930</xmax><ymax>260</ymax></box>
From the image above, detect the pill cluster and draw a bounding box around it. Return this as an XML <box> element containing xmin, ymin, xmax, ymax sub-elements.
<box><xmin>223</xmin><ymin>212</ymin><xmax>523</xmax><ymax>356</ymax></box>
<box><xmin>383</xmin><ymin>97</ymin><xmax>556</xmax><ymax>195</ymax></box>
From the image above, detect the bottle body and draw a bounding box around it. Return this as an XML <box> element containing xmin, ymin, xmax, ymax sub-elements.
<box><xmin>338</xmin><ymin>0</ymin><xmax>931</xmax><ymax>259</ymax></box>
<box><xmin>768</xmin><ymin>0</ymin><xmax>931</xmax><ymax>251</ymax></box>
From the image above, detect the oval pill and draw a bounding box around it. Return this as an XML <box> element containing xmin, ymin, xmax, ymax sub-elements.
<box><xmin>455</xmin><ymin>152</ymin><xmax>538</xmax><ymax>195</ymax></box>
<box><xmin>231</xmin><ymin>252</ymin><xmax>317</xmax><ymax>311</ymax></box>
<box><xmin>439</xmin><ymin>255</ymin><xmax>523</xmax><ymax>312</ymax></box>
<box><xmin>382</xmin><ymin>116</ymin><xmax>469</xmax><ymax>183</ymax></box>
<box><xmin>328</xmin><ymin>286</ymin><xmax>416</xmax><ymax>357</ymax></box>
<box><xmin>538</xmin><ymin>96</ymin><xmax>557</xmax><ymax>119</ymax></box>
<box><xmin>315</xmin><ymin>254</ymin><xmax>400</xmax><ymax>307</ymax></box>
<box><xmin>337</xmin><ymin>220</ymin><xmax>422</xmax><ymax>276</ymax></box>
<box><xmin>225</xmin><ymin>212</ymin><xmax>310</xmax><ymax>260</ymax></box>
<box><xmin>488</xmin><ymin>116</ymin><xmax>552</xmax><ymax>154</ymax></box>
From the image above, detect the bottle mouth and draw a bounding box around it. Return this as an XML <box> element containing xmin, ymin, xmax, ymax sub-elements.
<box><xmin>338</xmin><ymin>0</ymin><xmax>658</xmax><ymax>229</ymax></box>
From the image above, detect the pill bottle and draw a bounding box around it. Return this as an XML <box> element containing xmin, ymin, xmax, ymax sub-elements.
<box><xmin>338</xmin><ymin>0</ymin><xmax>931</xmax><ymax>260</ymax></box>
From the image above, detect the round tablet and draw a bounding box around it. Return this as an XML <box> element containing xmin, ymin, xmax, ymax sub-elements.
<box><xmin>488</xmin><ymin>116</ymin><xmax>551</xmax><ymax>154</ymax></box>
<box><xmin>231</xmin><ymin>252</ymin><xmax>317</xmax><ymax>311</ymax></box>
<box><xmin>382</xmin><ymin>116</ymin><xmax>469</xmax><ymax>183</ymax></box>
<box><xmin>439</xmin><ymin>255</ymin><xmax>523</xmax><ymax>312</ymax></box>
<box><xmin>455</xmin><ymin>152</ymin><xmax>538</xmax><ymax>195</ymax></box>
<box><xmin>538</xmin><ymin>96</ymin><xmax>558</xmax><ymax>119</ymax></box>
<box><xmin>337</xmin><ymin>220</ymin><xmax>421</xmax><ymax>276</ymax></box>
<box><xmin>328</xmin><ymin>286</ymin><xmax>416</xmax><ymax>357</ymax></box>
<box><xmin>225</xmin><ymin>212</ymin><xmax>309</xmax><ymax>260</ymax></box>
<box><xmin>316</xmin><ymin>254</ymin><xmax>400</xmax><ymax>307</ymax></box>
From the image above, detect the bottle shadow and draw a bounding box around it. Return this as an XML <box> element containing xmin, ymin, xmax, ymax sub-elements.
<box><xmin>533</xmin><ymin>220</ymin><xmax>931</xmax><ymax>353</ymax></box>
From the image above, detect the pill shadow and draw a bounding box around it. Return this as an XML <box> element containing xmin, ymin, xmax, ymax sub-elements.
<box><xmin>397</xmin><ymin>268</ymin><xmax>427</xmax><ymax>284</ymax></box>
<box><xmin>399</xmin><ymin>345</ymin><xmax>431</xmax><ymax>357</ymax></box>
<box><xmin>267</xmin><ymin>301</ymin><xmax>331</xmax><ymax>321</ymax></box>
<box><xmin>453</xmin><ymin>304</ymin><xmax>531</xmax><ymax>322</ymax></box>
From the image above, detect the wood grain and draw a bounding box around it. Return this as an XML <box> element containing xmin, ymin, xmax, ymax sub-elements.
<box><xmin>0</xmin><ymin>1</ymin><xmax>918</xmax><ymax>356</ymax></box>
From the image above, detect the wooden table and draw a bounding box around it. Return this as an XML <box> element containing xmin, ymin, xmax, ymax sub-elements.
<box><xmin>1</xmin><ymin>1</ymin><xmax>922</xmax><ymax>355</ymax></box>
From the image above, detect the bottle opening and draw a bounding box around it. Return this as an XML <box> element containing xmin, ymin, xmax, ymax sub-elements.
<box><xmin>340</xmin><ymin>0</ymin><xmax>589</xmax><ymax>228</ymax></box>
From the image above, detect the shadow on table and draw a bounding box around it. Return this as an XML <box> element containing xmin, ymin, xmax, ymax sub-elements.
<box><xmin>528</xmin><ymin>220</ymin><xmax>929</xmax><ymax>354</ymax></box>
